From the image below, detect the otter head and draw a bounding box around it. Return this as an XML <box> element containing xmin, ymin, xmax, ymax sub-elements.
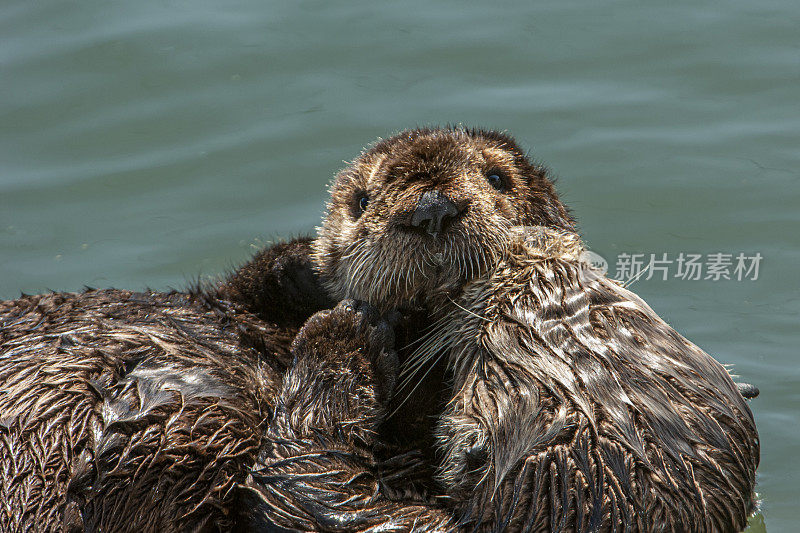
<box><xmin>313</xmin><ymin>127</ymin><xmax>574</xmax><ymax>310</ymax></box>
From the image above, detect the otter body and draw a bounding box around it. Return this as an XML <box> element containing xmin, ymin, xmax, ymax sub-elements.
<box><xmin>314</xmin><ymin>127</ymin><xmax>760</xmax><ymax>532</ymax></box>
<box><xmin>0</xmin><ymin>239</ymin><xmax>325</xmax><ymax>530</ymax></box>
<box><xmin>0</xmin><ymin>239</ymin><xmax>454</xmax><ymax>531</ymax></box>
<box><xmin>434</xmin><ymin>227</ymin><xmax>758</xmax><ymax>531</ymax></box>
<box><xmin>1</xmin><ymin>126</ymin><xmax>760</xmax><ymax>531</ymax></box>
<box><xmin>0</xmin><ymin>288</ymin><xmax>274</xmax><ymax>531</ymax></box>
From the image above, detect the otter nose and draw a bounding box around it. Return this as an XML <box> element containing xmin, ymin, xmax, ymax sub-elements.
<box><xmin>410</xmin><ymin>190</ymin><xmax>461</xmax><ymax>236</ymax></box>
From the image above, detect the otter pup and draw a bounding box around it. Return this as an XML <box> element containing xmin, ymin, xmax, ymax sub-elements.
<box><xmin>0</xmin><ymin>239</ymin><xmax>327</xmax><ymax>530</ymax></box>
<box><xmin>313</xmin><ymin>127</ymin><xmax>759</xmax><ymax>531</ymax></box>
<box><xmin>232</xmin><ymin>299</ymin><xmax>455</xmax><ymax>532</ymax></box>
<box><xmin>0</xmin><ymin>239</ymin><xmax>454</xmax><ymax>531</ymax></box>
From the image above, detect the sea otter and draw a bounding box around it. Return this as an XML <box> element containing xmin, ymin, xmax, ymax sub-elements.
<box><xmin>431</xmin><ymin>226</ymin><xmax>758</xmax><ymax>531</ymax></box>
<box><xmin>313</xmin><ymin>127</ymin><xmax>760</xmax><ymax>532</ymax></box>
<box><xmin>0</xmin><ymin>240</ymin><xmax>454</xmax><ymax>531</ymax></box>
<box><xmin>1</xmin><ymin>126</ymin><xmax>759</xmax><ymax>532</ymax></box>
<box><xmin>0</xmin><ymin>239</ymin><xmax>319</xmax><ymax>530</ymax></box>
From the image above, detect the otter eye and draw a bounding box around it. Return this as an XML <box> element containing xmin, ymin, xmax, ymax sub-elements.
<box><xmin>354</xmin><ymin>193</ymin><xmax>369</xmax><ymax>217</ymax></box>
<box><xmin>486</xmin><ymin>171</ymin><xmax>505</xmax><ymax>191</ymax></box>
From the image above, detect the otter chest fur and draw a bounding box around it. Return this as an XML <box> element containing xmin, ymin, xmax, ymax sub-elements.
<box><xmin>433</xmin><ymin>228</ymin><xmax>759</xmax><ymax>532</ymax></box>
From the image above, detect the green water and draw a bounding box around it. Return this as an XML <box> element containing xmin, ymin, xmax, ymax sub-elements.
<box><xmin>1</xmin><ymin>1</ymin><xmax>797</xmax><ymax>529</ymax></box>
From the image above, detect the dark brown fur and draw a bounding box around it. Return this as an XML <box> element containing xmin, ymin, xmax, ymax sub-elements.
<box><xmin>233</xmin><ymin>300</ymin><xmax>455</xmax><ymax>531</ymax></box>
<box><xmin>0</xmin><ymin>239</ymin><xmax>327</xmax><ymax>531</ymax></box>
<box><xmin>434</xmin><ymin>228</ymin><xmax>759</xmax><ymax>532</ymax></box>
<box><xmin>1</xmin><ymin>126</ymin><xmax>760</xmax><ymax>531</ymax></box>
<box><xmin>1</xmin><ymin>288</ymin><xmax>273</xmax><ymax>532</ymax></box>
<box><xmin>313</xmin><ymin>127</ymin><xmax>760</xmax><ymax>532</ymax></box>
<box><xmin>0</xmin><ymin>238</ymin><xmax>455</xmax><ymax>531</ymax></box>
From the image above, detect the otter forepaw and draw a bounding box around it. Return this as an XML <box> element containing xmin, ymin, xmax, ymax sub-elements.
<box><xmin>291</xmin><ymin>299</ymin><xmax>399</xmax><ymax>404</ymax></box>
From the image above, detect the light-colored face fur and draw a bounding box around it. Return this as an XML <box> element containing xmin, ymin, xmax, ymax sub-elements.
<box><xmin>313</xmin><ymin>127</ymin><xmax>574</xmax><ymax>311</ymax></box>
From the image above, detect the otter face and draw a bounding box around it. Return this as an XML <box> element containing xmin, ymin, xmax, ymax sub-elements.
<box><xmin>313</xmin><ymin>127</ymin><xmax>574</xmax><ymax>310</ymax></box>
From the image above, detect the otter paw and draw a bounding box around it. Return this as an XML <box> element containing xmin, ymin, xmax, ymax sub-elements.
<box><xmin>292</xmin><ymin>299</ymin><xmax>399</xmax><ymax>403</ymax></box>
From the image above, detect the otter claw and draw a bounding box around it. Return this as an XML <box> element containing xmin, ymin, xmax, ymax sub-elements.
<box><xmin>335</xmin><ymin>299</ymin><xmax>382</xmax><ymax>327</ymax></box>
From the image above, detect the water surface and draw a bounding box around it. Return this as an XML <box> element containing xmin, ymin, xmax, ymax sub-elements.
<box><xmin>1</xmin><ymin>1</ymin><xmax>798</xmax><ymax>529</ymax></box>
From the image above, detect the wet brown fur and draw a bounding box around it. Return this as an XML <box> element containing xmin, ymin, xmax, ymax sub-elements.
<box><xmin>0</xmin><ymin>289</ymin><xmax>275</xmax><ymax>532</ymax></box>
<box><xmin>314</xmin><ymin>126</ymin><xmax>574</xmax><ymax>311</ymax></box>
<box><xmin>0</xmin><ymin>239</ymin><xmax>323</xmax><ymax>531</ymax></box>
<box><xmin>313</xmin><ymin>127</ymin><xmax>760</xmax><ymax>532</ymax></box>
<box><xmin>0</xmin><ymin>238</ymin><xmax>456</xmax><ymax>531</ymax></box>
<box><xmin>1</xmin><ymin>126</ymin><xmax>760</xmax><ymax>531</ymax></box>
<box><xmin>433</xmin><ymin>228</ymin><xmax>759</xmax><ymax>532</ymax></box>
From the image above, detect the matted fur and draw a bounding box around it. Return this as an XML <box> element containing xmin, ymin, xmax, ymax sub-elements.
<box><xmin>433</xmin><ymin>228</ymin><xmax>758</xmax><ymax>532</ymax></box>
<box><xmin>0</xmin><ymin>239</ymin><xmax>456</xmax><ymax>531</ymax></box>
<box><xmin>313</xmin><ymin>127</ymin><xmax>759</xmax><ymax>532</ymax></box>
<box><xmin>0</xmin><ymin>289</ymin><xmax>272</xmax><ymax>532</ymax></box>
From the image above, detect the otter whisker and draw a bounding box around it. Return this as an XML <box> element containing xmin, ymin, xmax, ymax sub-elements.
<box><xmin>342</xmin><ymin>239</ymin><xmax>373</xmax><ymax>297</ymax></box>
<box><xmin>399</xmin><ymin>329</ymin><xmax>461</xmax><ymax>393</ymax></box>
<box><xmin>468</xmin><ymin>240</ymin><xmax>478</xmax><ymax>281</ymax></box>
<box><xmin>622</xmin><ymin>259</ymin><xmax>652</xmax><ymax>288</ymax></box>
<box><xmin>396</xmin><ymin>314</ymin><xmax>453</xmax><ymax>353</ymax></box>
<box><xmin>399</xmin><ymin>315</ymin><xmax>452</xmax><ymax>370</ymax></box>
<box><xmin>398</xmin><ymin>315</ymin><xmax>455</xmax><ymax>381</ymax></box>
<box><xmin>340</xmin><ymin>237</ymin><xmax>368</xmax><ymax>261</ymax></box>
<box><xmin>400</xmin><ymin>333</ymin><xmax>447</xmax><ymax>379</ymax></box>
<box><xmin>446</xmin><ymin>294</ymin><xmax>491</xmax><ymax>323</ymax></box>
<box><xmin>397</xmin><ymin>357</ymin><xmax>437</xmax><ymax>398</ymax></box>
<box><xmin>390</xmin><ymin>346</ymin><xmax>450</xmax><ymax>420</ymax></box>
